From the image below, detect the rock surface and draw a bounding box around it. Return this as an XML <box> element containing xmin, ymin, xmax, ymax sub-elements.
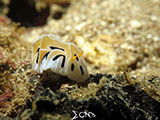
<box><xmin>17</xmin><ymin>74</ymin><xmax>160</xmax><ymax>120</ymax></box>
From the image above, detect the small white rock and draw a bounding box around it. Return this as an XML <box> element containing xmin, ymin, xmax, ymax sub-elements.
<box><xmin>153</xmin><ymin>36</ymin><xmax>160</xmax><ymax>41</ymax></box>
<box><xmin>75</xmin><ymin>22</ymin><xmax>87</xmax><ymax>31</ymax></box>
<box><xmin>151</xmin><ymin>15</ymin><xmax>157</xmax><ymax>21</ymax></box>
<box><xmin>130</xmin><ymin>20</ymin><xmax>141</xmax><ymax>28</ymax></box>
<box><xmin>74</xmin><ymin>16</ymin><xmax>80</xmax><ymax>22</ymax></box>
<box><xmin>147</xmin><ymin>34</ymin><xmax>152</xmax><ymax>39</ymax></box>
<box><xmin>65</xmin><ymin>25</ymin><xmax>71</xmax><ymax>31</ymax></box>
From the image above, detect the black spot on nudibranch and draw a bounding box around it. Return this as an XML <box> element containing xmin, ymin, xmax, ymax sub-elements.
<box><xmin>36</xmin><ymin>47</ymin><xmax>40</xmax><ymax>63</ymax></box>
<box><xmin>53</xmin><ymin>54</ymin><xmax>66</xmax><ymax>68</ymax></box>
<box><xmin>61</xmin><ymin>56</ymin><xmax>66</xmax><ymax>68</ymax></box>
<box><xmin>37</xmin><ymin>47</ymin><xmax>40</xmax><ymax>53</ymax></box>
<box><xmin>71</xmin><ymin>63</ymin><xmax>74</xmax><ymax>71</ymax></box>
<box><xmin>80</xmin><ymin>66</ymin><xmax>84</xmax><ymax>75</ymax></box>
<box><xmin>74</xmin><ymin>54</ymin><xmax>79</xmax><ymax>61</ymax></box>
<box><xmin>41</xmin><ymin>46</ymin><xmax>65</xmax><ymax>62</ymax></box>
<box><xmin>50</xmin><ymin>46</ymin><xmax>65</xmax><ymax>51</ymax></box>
<box><xmin>76</xmin><ymin>57</ymin><xmax>79</xmax><ymax>61</ymax></box>
<box><xmin>43</xmin><ymin>52</ymin><xmax>50</xmax><ymax>60</ymax></box>
<box><xmin>36</xmin><ymin>53</ymin><xmax>39</xmax><ymax>63</ymax></box>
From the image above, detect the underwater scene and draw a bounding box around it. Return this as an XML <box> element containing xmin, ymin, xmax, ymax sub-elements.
<box><xmin>0</xmin><ymin>0</ymin><xmax>160</xmax><ymax>120</ymax></box>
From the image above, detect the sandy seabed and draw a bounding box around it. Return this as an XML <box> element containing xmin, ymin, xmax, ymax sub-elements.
<box><xmin>0</xmin><ymin>0</ymin><xmax>160</xmax><ymax>119</ymax></box>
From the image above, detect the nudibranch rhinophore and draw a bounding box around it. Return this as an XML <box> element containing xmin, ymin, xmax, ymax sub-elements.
<box><xmin>32</xmin><ymin>34</ymin><xmax>89</xmax><ymax>82</ymax></box>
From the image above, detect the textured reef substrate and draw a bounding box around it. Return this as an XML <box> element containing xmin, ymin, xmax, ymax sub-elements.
<box><xmin>1</xmin><ymin>73</ymin><xmax>159</xmax><ymax>120</ymax></box>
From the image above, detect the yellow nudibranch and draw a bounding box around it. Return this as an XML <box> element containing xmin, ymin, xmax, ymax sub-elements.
<box><xmin>32</xmin><ymin>34</ymin><xmax>89</xmax><ymax>82</ymax></box>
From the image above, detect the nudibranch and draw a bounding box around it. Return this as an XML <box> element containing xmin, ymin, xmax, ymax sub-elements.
<box><xmin>32</xmin><ymin>34</ymin><xmax>89</xmax><ymax>82</ymax></box>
